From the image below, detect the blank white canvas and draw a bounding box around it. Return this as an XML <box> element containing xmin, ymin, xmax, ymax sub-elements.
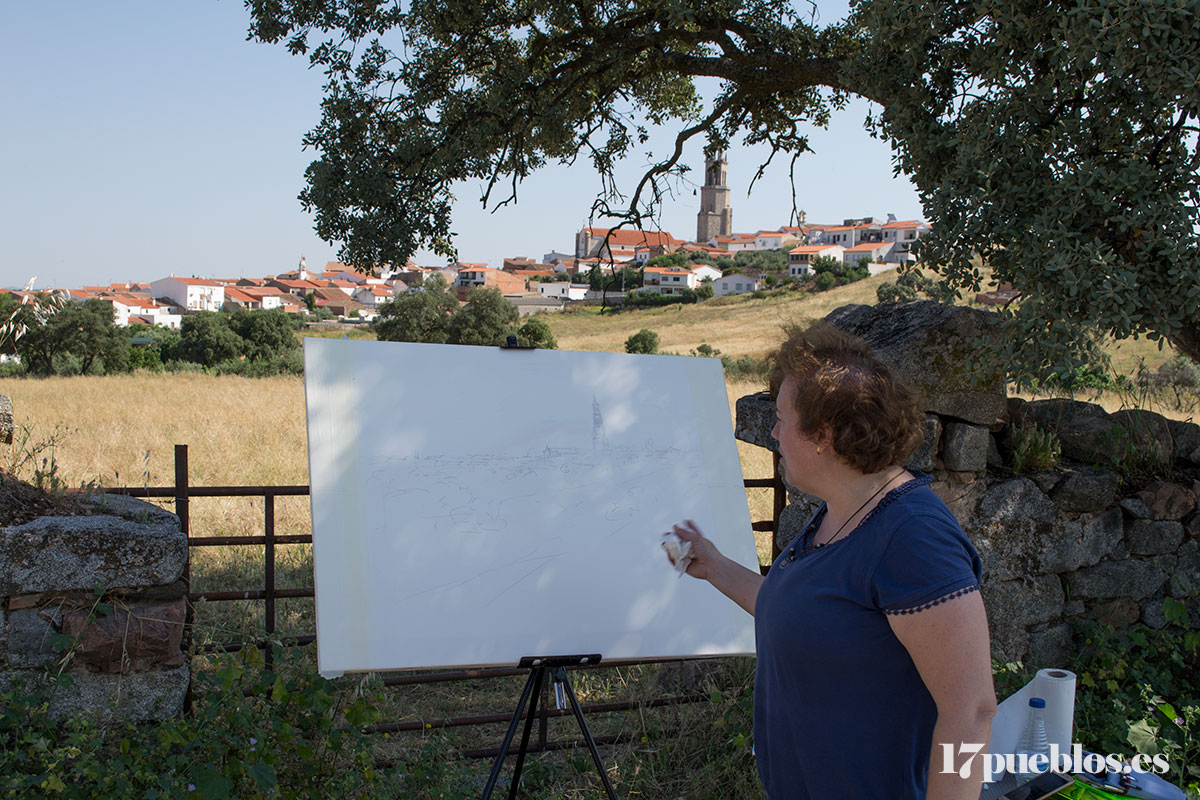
<box><xmin>303</xmin><ymin>338</ymin><xmax>758</xmax><ymax>676</ymax></box>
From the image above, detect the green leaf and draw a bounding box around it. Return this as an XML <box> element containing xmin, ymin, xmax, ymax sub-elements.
<box><xmin>1127</xmin><ymin>719</ymin><xmax>1161</xmax><ymax>755</ymax></box>
<box><xmin>248</xmin><ymin>761</ymin><xmax>277</xmax><ymax>791</ymax></box>
<box><xmin>192</xmin><ymin>768</ymin><xmax>234</xmax><ymax>799</ymax></box>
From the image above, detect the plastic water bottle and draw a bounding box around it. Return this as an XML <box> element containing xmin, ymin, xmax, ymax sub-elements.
<box><xmin>1015</xmin><ymin>697</ymin><xmax>1051</xmax><ymax>783</ymax></box>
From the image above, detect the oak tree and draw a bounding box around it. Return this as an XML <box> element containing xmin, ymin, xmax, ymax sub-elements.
<box><xmin>246</xmin><ymin>0</ymin><xmax>1200</xmax><ymax>376</ymax></box>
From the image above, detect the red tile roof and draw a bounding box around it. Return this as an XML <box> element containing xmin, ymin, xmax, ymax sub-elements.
<box><xmin>583</xmin><ymin>228</ymin><xmax>680</xmax><ymax>248</ymax></box>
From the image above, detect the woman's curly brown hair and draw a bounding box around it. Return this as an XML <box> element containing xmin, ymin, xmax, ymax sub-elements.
<box><xmin>769</xmin><ymin>321</ymin><xmax>925</xmax><ymax>474</ymax></box>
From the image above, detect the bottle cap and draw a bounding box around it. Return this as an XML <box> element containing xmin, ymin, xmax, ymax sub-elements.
<box><xmin>1028</xmin><ymin>697</ymin><xmax>1046</xmax><ymax>709</ymax></box>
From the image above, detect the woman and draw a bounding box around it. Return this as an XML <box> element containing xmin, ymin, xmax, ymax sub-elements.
<box><xmin>670</xmin><ymin>322</ymin><xmax>996</xmax><ymax>800</ymax></box>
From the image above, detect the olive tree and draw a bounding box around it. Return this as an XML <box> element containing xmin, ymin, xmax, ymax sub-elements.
<box><xmin>245</xmin><ymin>0</ymin><xmax>1200</xmax><ymax>376</ymax></box>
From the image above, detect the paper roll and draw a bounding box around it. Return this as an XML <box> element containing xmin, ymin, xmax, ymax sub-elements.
<box><xmin>983</xmin><ymin>667</ymin><xmax>1077</xmax><ymax>783</ymax></box>
<box><xmin>1033</xmin><ymin>668</ymin><xmax>1076</xmax><ymax>751</ymax></box>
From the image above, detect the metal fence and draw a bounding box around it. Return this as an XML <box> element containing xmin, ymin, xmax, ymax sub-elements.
<box><xmin>106</xmin><ymin>444</ymin><xmax>784</xmax><ymax>758</ymax></box>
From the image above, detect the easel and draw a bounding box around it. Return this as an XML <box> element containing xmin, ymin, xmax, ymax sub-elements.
<box><xmin>480</xmin><ymin>654</ymin><xmax>617</xmax><ymax>800</ymax></box>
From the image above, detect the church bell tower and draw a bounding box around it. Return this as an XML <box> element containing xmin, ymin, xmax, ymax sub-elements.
<box><xmin>696</xmin><ymin>154</ymin><xmax>733</xmax><ymax>242</ymax></box>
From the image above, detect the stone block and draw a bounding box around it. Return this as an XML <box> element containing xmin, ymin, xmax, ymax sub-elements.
<box><xmin>734</xmin><ymin>392</ymin><xmax>777</xmax><ymax>451</ymax></box>
<box><xmin>1050</xmin><ymin>468</ymin><xmax>1120</xmax><ymax>514</ymax></box>
<box><xmin>47</xmin><ymin>664</ymin><xmax>189</xmax><ymax>722</ymax></box>
<box><xmin>1095</xmin><ymin>597</ymin><xmax>1141</xmax><ymax>626</ymax></box>
<box><xmin>776</xmin><ymin>492</ymin><xmax>822</xmax><ymax>552</ymax></box>
<box><xmin>1021</xmin><ymin>399</ymin><xmax>1123</xmax><ymax>464</ymax></box>
<box><xmin>6</xmin><ymin>607</ymin><xmax>62</xmax><ymax>669</ymax></box>
<box><xmin>1110</xmin><ymin>409</ymin><xmax>1174</xmax><ymax>468</ymax></box>
<box><xmin>942</xmin><ymin>422</ymin><xmax>990</xmax><ymax>472</ymax></box>
<box><xmin>823</xmin><ymin>302</ymin><xmax>1007</xmax><ymax>426</ymax></box>
<box><xmin>987</xmin><ymin>436</ymin><xmax>1004</xmax><ymax>469</ymax></box>
<box><xmin>1126</xmin><ymin>520</ymin><xmax>1185</xmax><ymax>555</ymax></box>
<box><xmin>930</xmin><ymin>475</ymin><xmax>985</xmax><ymax>527</ymax></box>
<box><xmin>1169</xmin><ymin>541</ymin><xmax>1200</xmax><ymax>598</ymax></box>
<box><xmin>1027</xmin><ymin>471</ymin><xmax>1061</xmax><ymax>495</ymax></box>
<box><xmin>906</xmin><ymin>415</ymin><xmax>942</xmax><ymax>472</ymax></box>
<box><xmin>1036</xmin><ymin>508</ymin><xmax>1123</xmax><ymax>574</ymax></box>
<box><xmin>1141</xmin><ymin>599</ymin><xmax>1168</xmax><ymax>630</ymax></box>
<box><xmin>979</xmin><ymin>478</ymin><xmax>1056</xmax><ymax>524</ymax></box>
<box><xmin>0</xmin><ymin>513</ymin><xmax>185</xmax><ymax>595</ymax></box>
<box><xmin>982</xmin><ymin>575</ymin><xmax>1065</xmax><ymax>629</ymax></box>
<box><xmin>1168</xmin><ymin>417</ymin><xmax>1200</xmax><ymax>465</ymax></box>
<box><xmin>1026</xmin><ymin>622</ymin><xmax>1074</xmax><ymax>668</ymax></box>
<box><xmin>61</xmin><ymin>598</ymin><xmax>186</xmax><ymax>673</ymax></box>
<box><xmin>1069</xmin><ymin>559</ymin><xmax>1167</xmax><ymax>601</ymax></box>
<box><xmin>1136</xmin><ymin>481</ymin><xmax>1196</xmax><ymax>521</ymax></box>
<box><xmin>1120</xmin><ymin>497</ymin><xmax>1151</xmax><ymax>519</ymax></box>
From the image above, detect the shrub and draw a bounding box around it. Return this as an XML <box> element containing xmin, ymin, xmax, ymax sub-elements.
<box><xmin>516</xmin><ymin>317</ymin><xmax>557</xmax><ymax>349</ymax></box>
<box><xmin>1008</xmin><ymin>423</ymin><xmax>1061</xmax><ymax>473</ymax></box>
<box><xmin>625</xmin><ymin>329</ymin><xmax>659</xmax><ymax>354</ymax></box>
<box><xmin>721</xmin><ymin>355</ymin><xmax>771</xmax><ymax>382</ymax></box>
<box><xmin>0</xmin><ymin>645</ymin><xmax>385</xmax><ymax>799</ymax></box>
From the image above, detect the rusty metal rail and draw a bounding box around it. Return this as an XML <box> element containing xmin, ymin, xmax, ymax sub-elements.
<box><xmin>100</xmin><ymin>443</ymin><xmax>784</xmax><ymax>757</ymax></box>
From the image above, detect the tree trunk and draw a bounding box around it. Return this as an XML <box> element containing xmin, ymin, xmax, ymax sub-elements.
<box><xmin>1171</xmin><ymin>324</ymin><xmax>1200</xmax><ymax>365</ymax></box>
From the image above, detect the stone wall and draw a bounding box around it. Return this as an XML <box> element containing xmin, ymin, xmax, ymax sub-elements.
<box><xmin>735</xmin><ymin>301</ymin><xmax>1200</xmax><ymax>667</ymax></box>
<box><xmin>0</xmin><ymin>493</ymin><xmax>189</xmax><ymax>721</ymax></box>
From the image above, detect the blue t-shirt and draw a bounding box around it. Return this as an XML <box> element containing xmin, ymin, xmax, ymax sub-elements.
<box><xmin>753</xmin><ymin>474</ymin><xmax>982</xmax><ymax>800</ymax></box>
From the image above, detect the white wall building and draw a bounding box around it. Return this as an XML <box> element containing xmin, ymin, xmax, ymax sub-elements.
<box><xmin>713</xmin><ymin>273</ymin><xmax>761</xmax><ymax>297</ymax></box>
<box><xmin>787</xmin><ymin>245</ymin><xmax>845</xmax><ymax>277</ymax></box>
<box><xmin>642</xmin><ymin>266</ymin><xmax>699</xmax><ymax>295</ymax></box>
<box><xmin>150</xmin><ymin>277</ymin><xmax>225</xmax><ymax>312</ymax></box>
<box><xmin>690</xmin><ymin>264</ymin><xmax>722</xmax><ymax>283</ymax></box>
<box><xmin>538</xmin><ymin>282</ymin><xmax>589</xmax><ymax>301</ymax></box>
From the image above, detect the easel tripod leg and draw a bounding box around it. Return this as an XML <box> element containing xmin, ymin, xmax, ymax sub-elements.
<box><xmin>481</xmin><ymin>667</ymin><xmax>543</xmax><ymax>800</ymax></box>
<box><xmin>554</xmin><ymin>667</ymin><xmax>617</xmax><ymax>800</ymax></box>
<box><xmin>507</xmin><ymin>667</ymin><xmax>546</xmax><ymax>800</ymax></box>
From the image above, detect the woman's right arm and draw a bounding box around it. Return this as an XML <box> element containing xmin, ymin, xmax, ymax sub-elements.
<box><xmin>670</xmin><ymin>520</ymin><xmax>765</xmax><ymax>616</ymax></box>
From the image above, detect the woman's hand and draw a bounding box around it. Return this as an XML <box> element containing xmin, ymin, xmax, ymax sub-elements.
<box><xmin>666</xmin><ymin>520</ymin><xmax>764</xmax><ymax>616</ymax></box>
<box><xmin>669</xmin><ymin>519</ymin><xmax>724</xmax><ymax>581</ymax></box>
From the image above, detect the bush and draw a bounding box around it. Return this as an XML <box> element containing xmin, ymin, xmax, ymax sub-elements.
<box><xmin>516</xmin><ymin>317</ymin><xmax>557</xmax><ymax>349</ymax></box>
<box><xmin>625</xmin><ymin>290</ymin><xmax>700</xmax><ymax>308</ymax></box>
<box><xmin>625</xmin><ymin>329</ymin><xmax>660</xmax><ymax>354</ymax></box>
<box><xmin>721</xmin><ymin>355</ymin><xmax>771</xmax><ymax>381</ymax></box>
<box><xmin>1008</xmin><ymin>423</ymin><xmax>1061</xmax><ymax>473</ymax></box>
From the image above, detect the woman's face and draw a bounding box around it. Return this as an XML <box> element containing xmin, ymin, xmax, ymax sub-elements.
<box><xmin>771</xmin><ymin>376</ymin><xmax>823</xmax><ymax>486</ymax></box>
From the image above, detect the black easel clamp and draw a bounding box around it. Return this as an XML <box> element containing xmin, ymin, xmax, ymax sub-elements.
<box><xmin>481</xmin><ymin>655</ymin><xmax>616</xmax><ymax>800</ymax></box>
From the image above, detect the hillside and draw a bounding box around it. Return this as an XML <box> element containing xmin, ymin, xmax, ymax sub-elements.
<box><xmin>546</xmin><ymin>271</ymin><xmax>899</xmax><ymax>357</ymax></box>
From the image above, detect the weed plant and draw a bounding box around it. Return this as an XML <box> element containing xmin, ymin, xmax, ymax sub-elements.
<box><xmin>1009</xmin><ymin>423</ymin><xmax>1062</xmax><ymax>474</ymax></box>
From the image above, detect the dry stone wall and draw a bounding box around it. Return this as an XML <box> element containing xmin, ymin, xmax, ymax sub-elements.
<box><xmin>735</xmin><ymin>301</ymin><xmax>1200</xmax><ymax>668</ymax></box>
<box><xmin>0</xmin><ymin>493</ymin><xmax>189</xmax><ymax>721</ymax></box>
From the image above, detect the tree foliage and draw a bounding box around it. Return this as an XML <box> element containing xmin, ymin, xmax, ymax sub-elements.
<box><xmin>374</xmin><ymin>275</ymin><xmax>458</xmax><ymax>343</ymax></box>
<box><xmin>516</xmin><ymin>317</ymin><xmax>558</xmax><ymax>349</ymax></box>
<box><xmin>446</xmin><ymin>286</ymin><xmax>520</xmax><ymax>346</ymax></box>
<box><xmin>625</xmin><ymin>329</ymin><xmax>660</xmax><ymax>354</ymax></box>
<box><xmin>177</xmin><ymin>312</ymin><xmax>244</xmax><ymax>368</ymax></box>
<box><xmin>4</xmin><ymin>297</ymin><xmax>128</xmax><ymax>376</ymax></box>
<box><xmin>229</xmin><ymin>309</ymin><xmax>301</xmax><ymax>361</ymax></box>
<box><xmin>246</xmin><ymin>0</ymin><xmax>1200</xmax><ymax>375</ymax></box>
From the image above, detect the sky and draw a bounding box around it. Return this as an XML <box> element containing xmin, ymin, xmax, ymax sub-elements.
<box><xmin>0</xmin><ymin>1</ymin><xmax>923</xmax><ymax>290</ymax></box>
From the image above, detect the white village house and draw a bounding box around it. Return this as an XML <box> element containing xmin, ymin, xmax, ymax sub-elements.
<box><xmin>713</xmin><ymin>272</ymin><xmax>761</xmax><ymax>297</ymax></box>
<box><xmin>150</xmin><ymin>276</ymin><xmax>225</xmax><ymax>312</ymax></box>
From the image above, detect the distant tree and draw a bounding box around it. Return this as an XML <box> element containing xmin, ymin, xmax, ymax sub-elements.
<box><xmin>585</xmin><ymin>263</ymin><xmax>603</xmax><ymax>291</ymax></box>
<box><xmin>0</xmin><ymin>293</ymin><xmax>19</xmax><ymax>356</ymax></box>
<box><xmin>516</xmin><ymin>317</ymin><xmax>557</xmax><ymax>349</ymax></box>
<box><xmin>446</xmin><ymin>286</ymin><xmax>519</xmax><ymax>346</ymax></box>
<box><xmin>732</xmin><ymin>249</ymin><xmax>788</xmax><ymax>273</ymax></box>
<box><xmin>302</xmin><ymin>291</ymin><xmax>317</xmax><ymax>313</ymax></box>
<box><xmin>696</xmin><ymin>284</ymin><xmax>714</xmax><ymax>300</ymax></box>
<box><xmin>644</xmin><ymin>253</ymin><xmax>689</xmax><ymax>268</ymax></box>
<box><xmin>7</xmin><ymin>297</ymin><xmax>127</xmax><ymax>375</ymax></box>
<box><xmin>375</xmin><ymin>274</ymin><xmax>458</xmax><ymax>343</ymax></box>
<box><xmin>876</xmin><ymin>269</ymin><xmax>957</xmax><ymax>305</ymax></box>
<box><xmin>811</xmin><ymin>255</ymin><xmax>868</xmax><ymax>289</ymax></box>
<box><xmin>625</xmin><ymin>329</ymin><xmax>660</xmax><ymax>354</ymax></box>
<box><xmin>177</xmin><ymin>312</ymin><xmax>244</xmax><ymax>367</ymax></box>
<box><xmin>229</xmin><ymin>308</ymin><xmax>300</xmax><ymax>361</ymax></box>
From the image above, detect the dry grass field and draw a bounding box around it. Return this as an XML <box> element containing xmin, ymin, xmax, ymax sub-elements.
<box><xmin>546</xmin><ymin>270</ymin><xmax>898</xmax><ymax>357</ymax></box>
<box><xmin>0</xmin><ymin>372</ymin><xmax>775</xmax><ymax>643</ymax></box>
